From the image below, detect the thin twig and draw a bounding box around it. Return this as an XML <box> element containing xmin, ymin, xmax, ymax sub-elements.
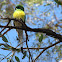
<box><xmin>16</xmin><ymin>41</ymin><xmax>26</xmax><ymax>48</ymax></box>
<box><xmin>23</xmin><ymin>48</ymin><xmax>45</xmax><ymax>49</ymax></box>
<box><xmin>0</xmin><ymin>29</ymin><xmax>11</xmax><ymax>37</ymax></box>
<box><xmin>0</xmin><ymin>19</ymin><xmax>11</xmax><ymax>33</ymax></box>
<box><xmin>0</xmin><ymin>52</ymin><xmax>12</xmax><ymax>62</ymax></box>
<box><xmin>34</xmin><ymin>41</ymin><xmax>61</xmax><ymax>61</ymax></box>
<box><xmin>25</xmin><ymin>31</ymin><xmax>33</xmax><ymax>62</ymax></box>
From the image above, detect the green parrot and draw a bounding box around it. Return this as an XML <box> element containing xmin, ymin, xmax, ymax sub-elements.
<box><xmin>13</xmin><ymin>5</ymin><xmax>25</xmax><ymax>46</ymax></box>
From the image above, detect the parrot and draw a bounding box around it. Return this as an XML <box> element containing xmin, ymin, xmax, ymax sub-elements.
<box><xmin>13</xmin><ymin>5</ymin><xmax>25</xmax><ymax>46</ymax></box>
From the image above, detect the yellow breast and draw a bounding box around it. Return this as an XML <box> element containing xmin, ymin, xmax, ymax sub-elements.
<box><xmin>13</xmin><ymin>9</ymin><xmax>25</xmax><ymax>21</ymax></box>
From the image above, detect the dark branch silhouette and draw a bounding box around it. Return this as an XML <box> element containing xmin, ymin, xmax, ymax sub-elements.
<box><xmin>0</xmin><ymin>17</ymin><xmax>62</xmax><ymax>62</ymax></box>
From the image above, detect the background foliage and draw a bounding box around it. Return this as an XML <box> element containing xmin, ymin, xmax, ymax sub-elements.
<box><xmin>0</xmin><ymin>0</ymin><xmax>62</xmax><ymax>62</ymax></box>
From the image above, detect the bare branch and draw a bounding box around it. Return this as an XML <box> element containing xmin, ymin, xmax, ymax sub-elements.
<box><xmin>25</xmin><ymin>31</ymin><xmax>33</xmax><ymax>62</ymax></box>
<box><xmin>0</xmin><ymin>17</ymin><xmax>62</xmax><ymax>61</ymax></box>
<box><xmin>23</xmin><ymin>48</ymin><xmax>45</xmax><ymax>49</ymax></box>
<box><xmin>0</xmin><ymin>19</ymin><xmax>11</xmax><ymax>33</ymax></box>
<box><xmin>0</xmin><ymin>25</ymin><xmax>62</xmax><ymax>41</ymax></box>
<box><xmin>0</xmin><ymin>18</ymin><xmax>62</xmax><ymax>41</ymax></box>
<box><xmin>34</xmin><ymin>41</ymin><xmax>61</xmax><ymax>61</ymax></box>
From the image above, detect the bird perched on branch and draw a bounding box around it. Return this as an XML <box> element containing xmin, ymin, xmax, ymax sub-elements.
<box><xmin>13</xmin><ymin>5</ymin><xmax>25</xmax><ymax>46</ymax></box>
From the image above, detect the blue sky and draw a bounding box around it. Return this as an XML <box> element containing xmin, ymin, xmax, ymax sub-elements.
<box><xmin>0</xmin><ymin>0</ymin><xmax>62</xmax><ymax>62</ymax></box>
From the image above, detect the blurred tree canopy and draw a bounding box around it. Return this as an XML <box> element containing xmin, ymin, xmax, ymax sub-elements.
<box><xmin>0</xmin><ymin>0</ymin><xmax>62</xmax><ymax>62</ymax></box>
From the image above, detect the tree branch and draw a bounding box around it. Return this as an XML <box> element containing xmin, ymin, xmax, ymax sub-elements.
<box><xmin>0</xmin><ymin>18</ymin><xmax>62</xmax><ymax>61</ymax></box>
<box><xmin>0</xmin><ymin>25</ymin><xmax>62</xmax><ymax>41</ymax></box>
<box><xmin>0</xmin><ymin>18</ymin><xmax>62</xmax><ymax>41</ymax></box>
<box><xmin>34</xmin><ymin>41</ymin><xmax>61</xmax><ymax>61</ymax></box>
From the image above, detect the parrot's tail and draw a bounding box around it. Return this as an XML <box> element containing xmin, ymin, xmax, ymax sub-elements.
<box><xmin>17</xmin><ymin>29</ymin><xmax>23</xmax><ymax>47</ymax></box>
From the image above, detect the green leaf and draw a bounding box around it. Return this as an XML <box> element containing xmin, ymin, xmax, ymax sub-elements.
<box><xmin>2</xmin><ymin>35</ymin><xmax>8</xmax><ymax>42</ymax></box>
<box><xmin>1</xmin><ymin>48</ymin><xmax>8</xmax><ymax>50</ymax></box>
<box><xmin>7</xmin><ymin>59</ymin><xmax>11</xmax><ymax>62</ymax></box>
<box><xmin>54</xmin><ymin>0</ymin><xmax>62</xmax><ymax>5</ymax></box>
<box><xmin>39</xmin><ymin>34</ymin><xmax>43</xmax><ymax>42</ymax></box>
<box><xmin>44</xmin><ymin>3</ymin><xmax>50</xmax><ymax>6</ymax></box>
<box><xmin>22</xmin><ymin>51</ymin><xmax>26</xmax><ymax>59</ymax></box>
<box><xmin>15</xmin><ymin>56</ymin><xmax>20</xmax><ymax>62</ymax></box>
<box><xmin>60</xmin><ymin>19</ymin><xmax>62</xmax><ymax>21</ymax></box>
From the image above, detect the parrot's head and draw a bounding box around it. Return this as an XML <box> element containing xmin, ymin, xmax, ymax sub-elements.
<box><xmin>13</xmin><ymin>5</ymin><xmax>25</xmax><ymax>20</ymax></box>
<box><xmin>15</xmin><ymin>5</ymin><xmax>24</xmax><ymax>11</ymax></box>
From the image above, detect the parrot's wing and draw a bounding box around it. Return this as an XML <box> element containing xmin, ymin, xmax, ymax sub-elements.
<box><xmin>24</xmin><ymin>15</ymin><xmax>26</xmax><ymax>23</ymax></box>
<box><xmin>13</xmin><ymin>21</ymin><xmax>15</xmax><ymax>26</ymax></box>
